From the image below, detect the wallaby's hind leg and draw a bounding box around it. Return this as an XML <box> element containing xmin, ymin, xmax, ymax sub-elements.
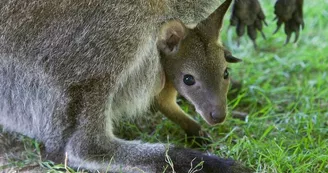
<box><xmin>59</xmin><ymin>81</ymin><xmax>164</xmax><ymax>172</ymax></box>
<box><xmin>65</xmin><ymin>130</ymin><xmax>166</xmax><ymax>172</ymax></box>
<box><xmin>65</xmin><ymin>130</ymin><xmax>248</xmax><ymax>173</ymax></box>
<box><xmin>155</xmin><ymin>80</ymin><xmax>211</xmax><ymax>144</ymax></box>
<box><xmin>63</xmin><ymin>84</ymin><xmax>244</xmax><ymax>173</ymax></box>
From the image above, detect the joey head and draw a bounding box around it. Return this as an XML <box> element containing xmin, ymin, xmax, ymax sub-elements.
<box><xmin>156</xmin><ymin>6</ymin><xmax>241</xmax><ymax>140</ymax></box>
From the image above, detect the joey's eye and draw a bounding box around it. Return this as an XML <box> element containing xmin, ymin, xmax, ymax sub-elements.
<box><xmin>224</xmin><ymin>68</ymin><xmax>229</xmax><ymax>79</ymax></box>
<box><xmin>183</xmin><ymin>74</ymin><xmax>195</xmax><ymax>86</ymax></box>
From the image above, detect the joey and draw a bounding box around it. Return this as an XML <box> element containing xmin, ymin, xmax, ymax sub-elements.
<box><xmin>156</xmin><ymin>19</ymin><xmax>241</xmax><ymax>144</ymax></box>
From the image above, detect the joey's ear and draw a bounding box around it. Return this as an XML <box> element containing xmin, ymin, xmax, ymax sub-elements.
<box><xmin>157</xmin><ymin>20</ymin><xmax>187</xmax><ymax>55</ymax></box>
<box><xmin>224</xmin><ymin>49</ymin><xmax>241</xmax><ymax>63</ymax></box>
<box><xmin>196</xmin><ymin>0</ymin><xmax>232</xmax><ymax>41</ymax></box>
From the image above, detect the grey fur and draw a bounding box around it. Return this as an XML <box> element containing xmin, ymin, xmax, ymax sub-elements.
<box><xmin>0</xmin><ymin>0</ymin><xmax>251</xmax><ymax>172</ymax></box>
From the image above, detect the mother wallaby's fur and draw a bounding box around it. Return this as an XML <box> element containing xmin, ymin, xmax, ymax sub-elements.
<box><xmin>0</xmin><ymin>0</ymin><xmax>251</xmax><ymax>172</ymax></box>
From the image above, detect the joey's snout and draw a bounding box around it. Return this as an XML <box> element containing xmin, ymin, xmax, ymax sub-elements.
<box><xmin>196</xmin><ymin>103</ymin><xmax>227</xmax><ymax>126</ymax></box>
<box><xmin>209</xmin><ymin>110</ymin><xmax>226</xmax><ymax>124</ymax></box>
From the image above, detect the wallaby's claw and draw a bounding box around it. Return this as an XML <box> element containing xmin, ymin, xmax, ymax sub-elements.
<box><xmin>255</xmin><ymin>19</ymin><xmax>266</xmax><ymax>39</ymax></box>
<box><xmin>263</xmin><ymin>19</ymin><xmax>268</xmax><ymax>26</ymax></box>
<box><xmin>294</xmin><ymin>30</ymin><xmax>300</xmax><ymax>43</ymax></box>
<box><xmin>230</xmin><ymin>0</ymin><xmax>267</xmax><ymax>47</ymax></box>
<box><xmin>260</xmin><ymin>30</ymin><xmax>266</xmax><ymax>40</ymax></box>
<box><xmin>274</xmin><ymin>0</ymin><xmax>304</xmax><ymax>44</ymax></box>
<box><xmin>285</xmin><ymin>32</ymin><xmax>291</xmax><ymax>45</ymax></box>
<box><xmin>273</xmin><ymin>19</ymin><xmax>283</xmax><ymax>34</ymax></box>
<box><xmin>247</xmin><ymin>25</ymin><xmax>256</xmax><ymax>40</ymax></box>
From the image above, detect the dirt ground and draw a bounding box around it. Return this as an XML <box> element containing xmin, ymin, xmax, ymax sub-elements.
<box><xmin>0</xmin><ymin>132</ymin><xmax>45</xmax><ymax>173</ymax></box>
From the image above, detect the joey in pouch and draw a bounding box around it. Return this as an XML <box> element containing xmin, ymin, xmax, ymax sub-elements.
<box><xmin>0</xmin><ymin>0</ymin><xmax>252</xmax><ymax>172</ymax></box>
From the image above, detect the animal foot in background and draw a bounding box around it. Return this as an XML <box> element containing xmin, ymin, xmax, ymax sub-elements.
<box><xmin>230</xmin><ymin>0</ymin><xmax>267</xmax><ymax>48</ymax></box>
<box><xmin>274</xmin><ymin>0</ymin><xmax>304</xmax><ymax>44</ymax></box>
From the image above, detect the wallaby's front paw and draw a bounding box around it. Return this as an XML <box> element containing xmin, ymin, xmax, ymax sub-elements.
<box><xmin>274</xmin><ymin>0</ymin><xmax>304</xmax><ymax>44</ymax></box>
<box><xmin>184</xmin><ymin>124</ymin><xmax>212</xmax><ymax>146</ymax></box>
<box><xmin>167</xmin><ymin>147</ymin><xmax>253</xmax><ymax>173</ymax></box>
<box><xmin>186</xmin><ymin>129</ymin><xmax>212</xmax><ymax>147</ymax></box>
<box><xmin>230</xmin><ymin>0</ymin><xmax>267</xmax><ymax>47</ymax></box>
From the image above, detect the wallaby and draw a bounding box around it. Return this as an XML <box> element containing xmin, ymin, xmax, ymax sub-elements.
<box><xmin>0</xmin><ymin>0</ymin><xmax>251</xmax><ymax>172</ymax></box>
<box><xmin>156</xmin><ymin>19</ymin><xmax>241</xmax><ymax>141</ymax></box>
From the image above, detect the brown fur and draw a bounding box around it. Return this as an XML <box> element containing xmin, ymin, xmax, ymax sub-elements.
<box><xmin>0</xmin><ymin>0</ymin><xmax>251</xmax><ymax>172</ymax></box>
<box><xmin>156</xmin><ymin>1</ymin><xmax>241</xmax><ymax>138</ymax></box>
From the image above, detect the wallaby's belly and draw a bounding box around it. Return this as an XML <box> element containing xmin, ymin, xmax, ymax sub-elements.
<box><xmin>110</xmin><ymin>34</ymin><xmax>162</xmax><ymax>120</ymax></box>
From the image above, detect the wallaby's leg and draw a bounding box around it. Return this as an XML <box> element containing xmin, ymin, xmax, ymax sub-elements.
<box><xmin>61</xmin><ymin>80</ymin><xmax>166</xmax><ymax>172</ymax></box>
<box><xmin>66</xmin><ymin>131</ymin><xmax>246</xmax><ymax>173</ymax></box>
<box><xmin>155</xmin><ymin>80</ymin><xmax>208</xmax><ymax>140</ymax></box>
<box><xmin>66</xmin><ymin>130</ymin><xmax>166</xmax><ymax>172</ymax></box>
<box><xmin>62</xmin><ymin>82</ymin><xmax>245</xmax><ymax>173</ymax></box>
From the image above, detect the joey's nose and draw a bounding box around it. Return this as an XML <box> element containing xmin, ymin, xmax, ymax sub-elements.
<box><xmin>210</xmin><ymin>111</ymin><xmax>225</xmax><ymax>124</ymax></box>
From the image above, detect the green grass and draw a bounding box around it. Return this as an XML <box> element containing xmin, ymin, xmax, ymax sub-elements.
<box><xmin>1</xmin><ymin>0</ymin><xmax>328</xmax><ymax>172</ymax></box>
<box><xmin>218</xmin><ymin>0</ymin><xmax>328</xmax><ymax>172</ymax></box>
